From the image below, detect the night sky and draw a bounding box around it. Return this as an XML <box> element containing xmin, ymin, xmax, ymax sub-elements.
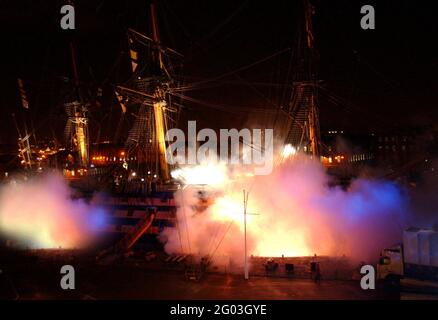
<box><xmin>1</xmin><ymin>0</ymin><xmax>438</xmax><ymax>145</ymax></box>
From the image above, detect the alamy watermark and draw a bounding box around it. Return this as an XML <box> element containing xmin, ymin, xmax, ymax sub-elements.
<box><xmin>60</xmin><ymin>265</ymin><xmax>75</xmax><ymax>290</ymax></box>
<box><xmin>165</xmin><ymin>121</ymin><xmax>274</xmax><ymax>175</ymax></box>
<box><xmin>361</xmin><ymin>5</ymin><xmax>375</xmax><ymax>30</ymax></box>
<box><xmin>60</xmin><ymin>4</ymin><xmax>75</xmax><ymax>30</ymax></box>
<box><xmin>360</xmin><ymin>265</ymin><xmax>375</xmax><ymax>290</ymax></box>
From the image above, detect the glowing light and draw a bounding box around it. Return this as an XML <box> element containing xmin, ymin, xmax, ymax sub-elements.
<box><xmin>171</xmin><ymin>162</ymin><xmax>228</xmax><ymax>186</ymax></box>
<box><xmin>0</xmin><ymin>174</ymin><xmax>107</xmax><ymax>249</ymax></box>
<box><xmin>282</xmin><ymin>144</ymin><xmax>297</xmax><ymax>158</ymax></box>
<box><xmin>162</xmin><ymin>155</ymin><xmax>407</xmax><ymax>263</ymax></box>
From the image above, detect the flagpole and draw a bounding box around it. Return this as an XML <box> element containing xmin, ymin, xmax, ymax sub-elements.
<box><xmin>244</xmin><ymin>190</ymin><xmax>249</xmax><ymax>280</ymax></box>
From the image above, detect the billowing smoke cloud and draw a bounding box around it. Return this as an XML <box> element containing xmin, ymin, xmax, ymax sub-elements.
<box><xmin>162</xmin><ymin>154</ymin><xmax>409</xmax><ymax>265</ymax></box>
<box><xmin>0</xmin><ymin>174</ymin><xmax>107</xmax><ymax>249</ymax></box>
<box><xmin>409</xmin><ymin>158</ymin><xmax>438</xmax><ymax>229</ymax></box>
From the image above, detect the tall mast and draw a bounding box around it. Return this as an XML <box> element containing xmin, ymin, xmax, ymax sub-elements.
<box><xmin>64</xmin><ymin>22</ymin><xmax>89</xmax><ymax>168</ymax></box>
<box><xmin>283</xmin><ymin>0</ymin><xmax>320</xmax><ymax>158</ymax></box>
<box><xmin>150</xmin><ymin>0</ymin><xmax>170</xmax><ymax>181</ymax></box>
<box><xmin>303</xmin><ymin>0</ymin><xmax>320</xmax><ymax>158</ymax></box>
<box><xmin>121</xmin><ymin>0</ymin><xmax>182</xmax><ymax>182</ymax></box>
<box><xmin>150</xmin><ymin>0</ymin><xmax>164</xmax><ymax>71</ymax></box>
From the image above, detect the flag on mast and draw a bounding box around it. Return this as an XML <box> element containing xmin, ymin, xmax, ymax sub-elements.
<box><xmin>115</xmin><ymin>91</ymin><xmax>127</xmax><ymax>114</ymax></box>
<box><xmin>128</xmin><ymin>35</ymin><xmax>138</xmax><ymax>72</ymax></box>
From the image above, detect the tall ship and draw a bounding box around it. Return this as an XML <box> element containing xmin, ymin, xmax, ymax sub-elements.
<box><xmin>26</xmin><ymin>0</ymin><xmax>184</xmax><ymax>252</ymax></box>
<box><xmin>8</xmin><ymin>0</ymin><xmax>325</xmax><ymax>254</ymax></box>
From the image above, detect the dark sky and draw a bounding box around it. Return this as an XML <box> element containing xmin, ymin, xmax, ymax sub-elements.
<box><xmin>1</xmin><ymin>0</ymin><xmax>438</xmax><ymax>145</ymax></box>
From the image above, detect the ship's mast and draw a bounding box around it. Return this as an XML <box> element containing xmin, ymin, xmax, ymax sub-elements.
<box><xmin>150</xmin><ymin>0</ymin><xmax>170</xmax><ymax>181</ymax></box>
<box><xmin>303</xmin><ymin>0</ymin><xmax>320</xmax><ymax>158</ymax></box>
<box><xmin>117</xmin><ymin>0</ymin><xmax>183</xmax><ymax>183</ymax></box>
<box><xmin>59</xmin><ymin>1</ymin><xmax>89</xmax><ymax>169</ymax></box>
<box><xmin>284</xmin><ymin>0</ymin><xmax>320</xmax><ymax>158</ymax></box>
<box><xmin>69</xmin><ymin>41</ymin><xmax>89</xmax><ymax>167</ymax></box>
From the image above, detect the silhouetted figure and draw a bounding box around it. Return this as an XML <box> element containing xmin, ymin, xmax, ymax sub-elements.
<box><xmin>314</xmin><ymin>262</ymin><xmax>321</xmax><ymax>285</ymax></box>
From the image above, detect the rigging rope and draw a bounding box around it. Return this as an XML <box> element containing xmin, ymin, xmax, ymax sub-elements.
<box><xmin>172</xmin><ymin>48</ymin><xmax>291</xmax><ymax>92</ymax></box>
<box><xmin>170</xmin><ymin>92</ymin><xmax>278</xmax><ymax>115</ymax></box>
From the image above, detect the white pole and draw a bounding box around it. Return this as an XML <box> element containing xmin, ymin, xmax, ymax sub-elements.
<box><xmin>244</xmin><ymin>190</ymin><xmax>249</xmax><ymax>280</ymax></box>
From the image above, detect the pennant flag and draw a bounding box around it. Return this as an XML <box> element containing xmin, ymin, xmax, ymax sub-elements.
<box><xmin>115</xmin><ymin>91</ymin><xmax>127</xmax><ymax>114</ymax></box>
<box><xmin>128</xmin><ymin>36</ymin><xmax>138</xmax><ymax>72</ymax></box>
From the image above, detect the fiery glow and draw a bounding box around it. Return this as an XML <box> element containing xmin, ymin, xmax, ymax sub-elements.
<box><xmin>167</xmin><ymin>158</ymin><xmax>316</xmax><ymax>259</ymax></box>
<box><xmin>171</xmin><ymin>162</ymin><xmax>229</xmax><ymax>185</ymax></box>
<box><xmin>255</xmin><ymin>231</ymin><xmax>311</xmax><ymax>257</ymax></box>
<box><xmin>0</xmin><ymin>174</ymin><xmax>107</xmax><ymax>249</ymax></box>
<box><xmin>164</xmin><ymin>153</ymin><xmax>407</xmax><ymax>264</ymax></box>
<box><xmin>282</xmin><ymin>144</ymin><xmax>297</xmax><ymax>158</ymax></box>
